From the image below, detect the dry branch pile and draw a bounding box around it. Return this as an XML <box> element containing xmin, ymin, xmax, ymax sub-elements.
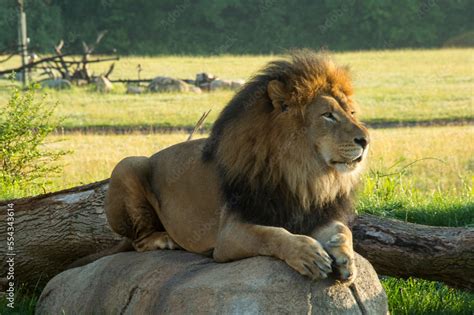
<box><xmin>0</xmin><ymin>31</ymin><xmax>118</xmax><ymax>85</ymax></box>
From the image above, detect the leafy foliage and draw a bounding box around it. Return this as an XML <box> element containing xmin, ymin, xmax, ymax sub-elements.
<box><xmin>0</xmin><ymin>82</ymin><xmax>69</xmax><ymax>196</ymax></box>
<box><xmin>0</xmin><ymin>0</ymin><xmax>473</xmax><ymax>54</ymax></box>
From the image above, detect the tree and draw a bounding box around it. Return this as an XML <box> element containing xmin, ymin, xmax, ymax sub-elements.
<box><xmin>1</xmin><ymin>0</ymin><xmax>472</xmax><ymax>54</ymax></box>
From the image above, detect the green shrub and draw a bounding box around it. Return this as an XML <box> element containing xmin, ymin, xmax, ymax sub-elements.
<box><xmin>0</xmin><ymin>82</ymin><xmax>69</xmax><ymax>198</ymax></box>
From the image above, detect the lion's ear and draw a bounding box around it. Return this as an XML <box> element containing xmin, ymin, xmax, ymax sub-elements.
<box><xmin>267</xmin><ymin>80</ymin><xmax>287</xmax><ymax>110</ymax></box>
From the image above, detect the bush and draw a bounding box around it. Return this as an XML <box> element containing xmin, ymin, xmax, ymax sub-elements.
<box><xmin>0</xmin><ymin>82</ymin><xmax>69</xmax><ymax>198</ymax></box>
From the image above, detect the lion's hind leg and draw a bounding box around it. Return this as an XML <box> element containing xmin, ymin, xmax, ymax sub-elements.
<box><xmin>133</xmin><ymin>232</ymin><xmax>180</xmax><ymax>251</ymax></box>
<box><xmin>106</xmin><ymin>156</ymin><xmax>180</xmax><ymax>253</ymax></box>
<box><xmin>126</xmin><ymin>198</ymin><xmax>180</xmax><ymax>252</ymax></box>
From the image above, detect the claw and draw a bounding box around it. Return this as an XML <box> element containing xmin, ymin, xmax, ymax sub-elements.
<box><xmin>315</xmin><ymin>261</ymin><xmax>332</xmax><ymax>274</ymax></box>
<box><xmin>303</xmin><ymin>263</ymin><xmax>314</xmax><ymax>276</ymax></box>
<box><xmin>317</xmin><ymin>252</ymin><xmax>332</xmax><ymax>265</ymax></box>
<box><xmin>322</xmin><ymin>251</ymin><xmax>332</xmax><ymax>261</ymax></box>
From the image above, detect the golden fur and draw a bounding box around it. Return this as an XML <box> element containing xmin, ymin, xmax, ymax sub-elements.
<box><xmin>206</xmin><ymin>50</ymin><xmax>366</xmax><ymax>210</ymax></box>
<box><xmin>94</xmin><ymin>50</ymin><xmax>369</xmax><ymax>283</ymax></box>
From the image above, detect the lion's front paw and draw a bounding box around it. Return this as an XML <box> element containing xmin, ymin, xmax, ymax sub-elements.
<box><xmin>284</xmin><ymin>235</ymin><xmax>333</xmax><ymax>280</ymax></box>
<box><xmin>326</xmin><ymin>233</ymin><xmax>357</xmax><ymax>284</ymax></box>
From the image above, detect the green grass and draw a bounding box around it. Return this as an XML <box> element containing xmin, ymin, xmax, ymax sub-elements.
<box><xmin>359</xmin><ymin>195</ymin><xmax>473</xmax><ymax>227</ymax></box>
<box><xmin>2</xmin><ymin>126</ymin><xmax>472</xmax><ymax>205</ymax></box>
<box><xmin>1</xmin><ymin>127</ymin><xmax>472</xmax><ymax>314</ymax></box>
<box><xmin>382</xmin><ymin>277</ymin><xmax>474</xmax><ymax>315</ymax></box>
<box><xmin>1</xmin><ymin>49</ymin><xmax>473</xmax><ymax>314</ymax></box>
<box><xmin>1</xmin><ymin>49</ymin><xmax>473</xmax><ymax>129</ymax></box>
<box><xmin>0</xmin><ymin>286</ymin><xmax>39</xmax><ymax>315</ymax></box>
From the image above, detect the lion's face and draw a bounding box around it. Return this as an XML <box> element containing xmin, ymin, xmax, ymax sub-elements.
<box><xmin>305</xmin><ymin>94</ymin><xmax>369</xmax><ymax>173</ymax></box>
<box><xmin>210</xmin><ymin>52</ymin><xmax>367</xmax><ymax>209</ymax></box>
<box><xmin>267</xmin><ymin>77</ymin><xmax>369</xmax><ymax>175</ymax></box>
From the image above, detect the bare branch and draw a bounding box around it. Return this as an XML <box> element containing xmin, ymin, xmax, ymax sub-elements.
<box><xmin>104</xmin><ymin>63</ymin><xmax>115</xmax><ymax>79</ymax></box>
<box><xmin>188</xmin><ymin>110</ymin><xmax>211</xmax><ymax>141</ymax></box>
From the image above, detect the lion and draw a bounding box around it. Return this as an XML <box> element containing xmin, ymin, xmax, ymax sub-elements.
<box><xmin>103</xmin><ymin>50</ymin><xmax>369</xmax><ymax>283</ymax></box>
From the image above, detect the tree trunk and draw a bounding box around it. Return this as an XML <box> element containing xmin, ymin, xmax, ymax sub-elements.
<box><xmin>0</xmin><ymin>180</ymin><xmax>120</xmax><ymax>287</ymax></box>
<box><xmin>352</xmin><ymin>215</ymin><xmax>473</xmax><ymax>290</ymax></box>
<box><xmin>0</xmin><ymin>180</ymin><xmax>473</xmax><ymax>290</ymax></box>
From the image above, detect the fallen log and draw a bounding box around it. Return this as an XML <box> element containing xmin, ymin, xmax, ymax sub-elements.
<box><xmin>109</xmin><ymin>78</ymin><xmax>153</xmax><ymax>83</ymax></box>
<box><xmin>0</xmin><ymin>180</ymin><xmax>472</xmax><ymax>290</ymax></box>
<box><xmin>352</xmin><ymin>215</ymin><xmax>473</xmax><ymax>290</ymax></box>
<box><xmin>63</xmin><ymin>56</ymin><xmax>120</xmax><ymax>65</ymax></box>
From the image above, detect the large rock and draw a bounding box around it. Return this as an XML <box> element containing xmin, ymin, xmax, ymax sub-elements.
<box><xmin>210</xmin><ymin>79</ymin><xmax>232</xmax><ymax>91</ymax></box>
<box><xmin>40</xmin><ymin>79</ymin><xmax>72</xmax><ymax>90</ymax></box>
<box><xmin>126</xmin><ymin>85</ymin><xmax>146</xmax><ymax>94</ymax></box>
<box><xmin>210</xmin><ymin>79</ymin><xmax>245</xmax><ymax>91</ymax></box>
<box><xmin>36</xmin><ymin>251</ymin><xmax>387</xmax><ymax>315</ymax></box>
<box><xmin>148</xmin><ymin>76</ymin><xmax>201</xmax><ymax>93</ymax></box>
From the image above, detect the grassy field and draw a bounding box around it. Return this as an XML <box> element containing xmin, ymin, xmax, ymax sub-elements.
<box><xmin>0</xmin><ymin>49</ymin><xmax>473</xmax><ymax>129</ymax></box>
<box><xmin>1</xmin><ymin>50</ymin><xmax>473</xmax><ymax>314</ymax></box>
<box><xmin>3</xmin><ymin>126</ymin><xmax>472</xmax><ymax>204</ymax></box>
<box><xmin>36</xmin><ymin>126</ymin><xmax>474</xmax><ymax>228</ymax></box>
<box><xmin>1</xmin><ymin>126</ymin><xmax>473</xmax><ymax>314</ymax></box>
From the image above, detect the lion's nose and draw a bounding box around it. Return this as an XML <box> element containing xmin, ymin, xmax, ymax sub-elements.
<box><xmin>354</xmin><ymin>137</ymin><xmax>368</xmax><ymax>149</ymax></box>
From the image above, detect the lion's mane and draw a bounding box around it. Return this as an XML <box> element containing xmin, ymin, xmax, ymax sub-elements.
<box><xmin>203</xmin><ymin>50</ymin><xmax>360</xmax><ymax>234</ymax></box>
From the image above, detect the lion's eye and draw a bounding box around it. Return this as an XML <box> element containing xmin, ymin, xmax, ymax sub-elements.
<box><xmin>322</xmin><ymin>112</ymin><xmax>336</xmax><ymax>121</ymax></box>
<box><xmin>350</xmin><ymin>111</ymin><xmax>356</xmax><ymax>116</ymax></box>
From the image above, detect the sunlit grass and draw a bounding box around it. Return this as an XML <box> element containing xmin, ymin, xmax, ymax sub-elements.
<box><xmin>367</xmin><ymin>126</ymin><xmax>473</xmax><ymax>193</ymax></box>
<box><xmin>356</xmin><ymin>126</ymin><xmax>474</xmax><ymax>227</ymax></box>
<box><xmin>2</xmin><ymin>126</ymin><xmax>472</xmax><ymax>226</ymax></box>
<box><xmin>1</xmin><ymin>127</ymin><xmax>472</xmax><ymax>315</ymax></box>
<box><xmin>0</xmin><ymin>129</ymin><xmax>472</xmax><ymax>315</ymax></box>
<box><xmin>1</xmin><ymin>49</ymin><xmax>473</xmax><ymax>315</ymax></box>
<box><xmin>1</xmin><ymin>49</ymin><xmax>472</xmax><ymax>128</ymax></box>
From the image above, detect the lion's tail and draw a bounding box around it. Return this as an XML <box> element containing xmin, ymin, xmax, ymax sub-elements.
<box><xmin>66</xmin><ymin>238</ymin><xmax>134</xmax><ymax>270</ymax></box>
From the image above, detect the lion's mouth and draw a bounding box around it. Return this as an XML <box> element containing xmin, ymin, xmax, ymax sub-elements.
<box><xmin>330</xmin><ymin>155</ymin><xmax>363</xmax><ymax>167</ymax></box>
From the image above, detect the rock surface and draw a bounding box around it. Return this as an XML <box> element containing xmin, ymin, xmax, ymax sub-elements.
<box><xmin>126</xmin><ymin>85</ymin><xmax>146</xmax><ymax>94</ymax></box>
<box><xmin>209</xmin><ymin>79</ymin><xmax>245</xmax><ymax>91</ymax></box>
<box><xmin>36</xmin><ymin>251</ymin><xmax>387</xmax><ymax>315</ymax></box>
<box><xmin>40</xmin><ymin>79</ymin><xmax>72</xmax><ymax>90</ymax></box>
<box><xmin>148</xmin><ymin>76</ymin><xmax>200</xmax><ymax>93</ymax></box>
